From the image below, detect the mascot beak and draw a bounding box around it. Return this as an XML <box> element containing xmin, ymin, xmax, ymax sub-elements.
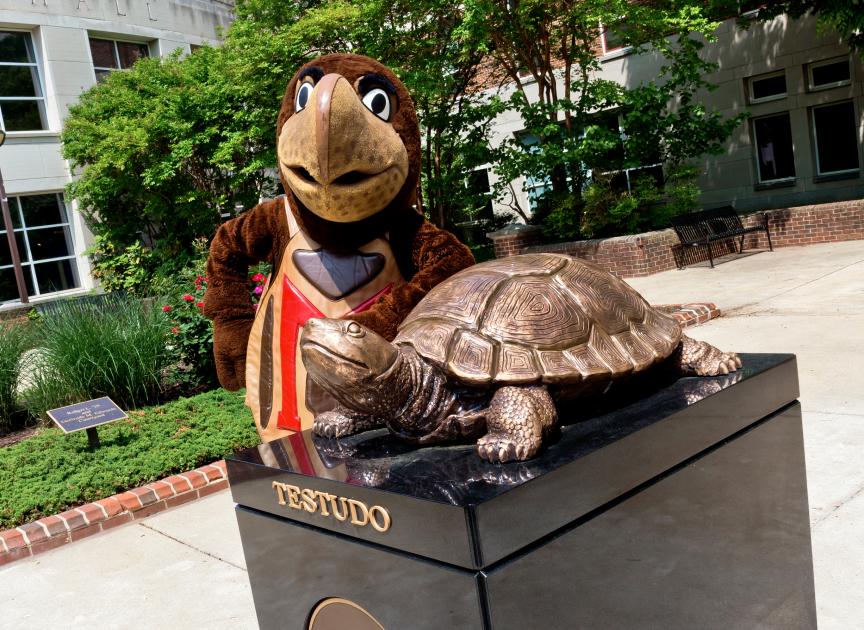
<box><xmin>279</xmin><ymin>73</ymin><xmax>409</xmax><ymax>223</ymax></box>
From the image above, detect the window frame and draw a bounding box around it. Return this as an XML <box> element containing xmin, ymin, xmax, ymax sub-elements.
<box><xmin>810</xmin><ymin>100</ymin><xmax>860</xmax><ymax>177</ymax></box>
<box><xmin>747</xmin><ymin>70</ymin><xmax>787</xmax><ymax>104</ymax></box>
<box><xmin>0</xmin><ymin>28</ymin><xmax>49</xmax><ymax>133</ymax></box>
<box><xmin>807</xmin><ymin>56</ymin><xmax>852</xmax><ymax>92</ymax></box>
<box><xmin>462</xmin><ymin>167</ymin><xmax>495</xmax><ymax>223</ymax></box>
<box><xmin>751</xmin><ymin>111</ymin><xmax>797</xmax><ymax>185</ymax></box>
<box><xmin>599</xmin><ymin>19</ymin><xmax>633</xmax><ymax>57</ymax></box>
<box><xmin>0</xmin><ymin>192</ymin><xmax>80</xmax><ymax>301</ymax></box>
<box><xmin>89</xmin><ymin>36</ymin><xmax>151</xmax><ymax>82</ymax></box>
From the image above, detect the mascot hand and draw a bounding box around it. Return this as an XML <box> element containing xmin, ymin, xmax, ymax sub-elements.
<box><xmin>213</xmin><ymin>318</ymin><xmax>253</xmax><ymax>390</ymax></box>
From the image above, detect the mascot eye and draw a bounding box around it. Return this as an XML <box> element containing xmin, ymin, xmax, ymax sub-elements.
<box><xmin>346</xmin><ymin>321</ymin><xmax>365</xmax><ymax>338</ymax></box>
<box><xmin>295</xmin><ymin>82</ymin><xmax>314</xmax><ymax>113</ymax></box>
<box><xmin>361</xmin><ymin>88</ymin><xmax>391</xmax><ymax>121</ymax></box>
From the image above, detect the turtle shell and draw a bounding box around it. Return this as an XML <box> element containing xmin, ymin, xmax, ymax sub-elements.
<box><xmin>394</xmin><ymin>253</ymin><xmax>681</xmax><ymax>386</ymax></box>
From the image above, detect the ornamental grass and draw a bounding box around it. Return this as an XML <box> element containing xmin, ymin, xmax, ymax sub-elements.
<box><xmin>24</xmin><ymin>296</ymin><xmax>171</xmax><ymax>420</ymax></box>
<box><xmin>0</xmin><ymin>321</ymin><xmax>33</xmax><ymax>433</ymax></box>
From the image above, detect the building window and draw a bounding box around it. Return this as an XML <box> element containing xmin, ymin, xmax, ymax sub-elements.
<box><xmin>89</xmin><ymin>37</ymin><xmax>149</xmax><ymax>82</ymax></box>
<box><xmin>586</xmin><ymin>111</ymin><xmax>663</xmax><ymax>194</ymax></box>
<box><xmin>812</xmin><ymin>101</ymin><xmax>860</xmax><ymax>176</ymax></box>
<box><xmin>752</xmin><ymin>113</ymin><xmax>796</xmax><ymax>183</ymax></box>
<box><xmin>0</xmin><ymin>30</ymin><xmax>48</xmax><ymax>132</ymax></box>
<box><xmin>465</xmin><ymin>169</ymin><xmax>494</xmax><ymax>222</ymax></box>
<box><xmin>517</xmin><ymin>133</ymin><xmax>553</xmax><ymax>210</ymax></box>
<box><xmin>748</xmin><ymin>71</ymin><xmax>787</xmax><ymax>103</ymax></box>
<box><xmin>600</xmin><ymin>20</ymin><xmax>631</xmax><ymax>55</ymax></box>
<box><xmin>0</xmin><ymin>193</ymin><xmax>79</xmax><ymax>302</ymax></box>
<box><xmin>808</xmin><ymin>57</ymin><xmax>851</xmax><ymax>91</ymax></box>
<box><xmin>738</xmin><ymin>1</ymin><xmax>765</xmax><ymax>16</ymax></box>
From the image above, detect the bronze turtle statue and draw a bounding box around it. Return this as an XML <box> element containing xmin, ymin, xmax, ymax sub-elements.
<box><xmin>300</xmin><ymin>253</ymin><xmax>741</xmax><ymax>462</ymax></box>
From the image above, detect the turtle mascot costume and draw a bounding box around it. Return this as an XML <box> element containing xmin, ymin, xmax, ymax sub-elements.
<box><xmin>204</xmin><ymin>54</ymin><xmax>474</xmax><ymax>442</ymax></box>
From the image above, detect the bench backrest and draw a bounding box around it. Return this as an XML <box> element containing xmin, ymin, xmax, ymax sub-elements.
<box><xmin>671</xmin><ymin>206</ymin><xmax>744</xmax><ymax>243</ymax></box>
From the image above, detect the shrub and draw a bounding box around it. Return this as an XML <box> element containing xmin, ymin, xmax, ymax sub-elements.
<box><xmin>157</xmin><ymin>237</ymin><xmax>269</xmax><ymax>393</ymax></box>
<box><xmin>25</xmin><ymin>296</ymin><xmax>170</xmax><ymax>419</ymax></box>
<box><xmin>161</xmin><ymin>273</ymin><xmax>217</xmax><ymax>393</ymax></box>
<box><xmin>541</xmin><ymin>193</ymin><xmax>585</xmax><ymax>243</ymax></box>
<box><xmin>0</xmin><ymin>321</ymin><xmax>32</xmax><ymax>433</ymax></box>
<box><xmin>85</xmin><ymin>235</ymin><xmax>156</xmax><ymax>297</ymax></box>
<box><xmin>580</xmin><ymin>167</ymin><xmax>702</xmax><ymax>239</ymax></box>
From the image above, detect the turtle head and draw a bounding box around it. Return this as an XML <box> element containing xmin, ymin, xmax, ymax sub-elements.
<box><xmin>301</xmin><ymin>319</ymin><xmax>399</xmax><ymax>398</ymax></box>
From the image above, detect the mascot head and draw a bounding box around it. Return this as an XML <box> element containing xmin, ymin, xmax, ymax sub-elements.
<box><xmin>276</xmin><ymin>54</ymin><xmax>422</xmax><ymax>249</ymax></box>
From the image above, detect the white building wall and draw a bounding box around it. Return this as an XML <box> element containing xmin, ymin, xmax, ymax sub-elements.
<box><xmin>0</xmin><ymin>0</ymin><xmax>233</xmax><ymax>304</ymax></box>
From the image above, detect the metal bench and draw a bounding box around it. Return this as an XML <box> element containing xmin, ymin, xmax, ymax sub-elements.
<box><xmin>671</xmin><ymin>206</ymin><xmax>773</xmax><ymax>268</ymax></box>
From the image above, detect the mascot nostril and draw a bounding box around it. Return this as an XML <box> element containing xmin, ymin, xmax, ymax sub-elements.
<box><xmin>204</xmin><ymin>53</ymin><xmax>475</xmax><ymax>443</ymax></box>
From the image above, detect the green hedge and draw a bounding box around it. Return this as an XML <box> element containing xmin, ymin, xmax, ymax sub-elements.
<box><xmin>0</xmin><ymin>388</ymin><xmax>257</xmax><ymax>530</ymax></box>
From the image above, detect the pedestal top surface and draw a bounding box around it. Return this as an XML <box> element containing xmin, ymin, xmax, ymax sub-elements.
<box><xmin>230</xmin><ymin>353</ymin><xmax>795</xmax><ymax>508</ymax></box>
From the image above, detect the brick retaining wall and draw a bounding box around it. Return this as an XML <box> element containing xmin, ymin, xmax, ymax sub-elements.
<box><xmin>741</xmin><ymin>199</ymin><xmax>864</xmax><ymax>249</ymax></box>
<box><xmin>524</xmin><ymin>229</ymin><xmax>680</xmax><ymax>278</ymax></box>
<box><xmin>490</xmin><ymin>199</ymin><xmax>864</xmax><ymax>277</ymax></box>
<box><xmin>0</xmin><ymin>461</ymin><xmax>229</xmax><ymax>567</ymax></box>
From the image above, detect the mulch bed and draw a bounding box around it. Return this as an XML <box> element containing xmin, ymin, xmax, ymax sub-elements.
<box><xmin>0</xmin><ymin>426</ymin><xmax>39</xmax><ymax>449</ymax></box>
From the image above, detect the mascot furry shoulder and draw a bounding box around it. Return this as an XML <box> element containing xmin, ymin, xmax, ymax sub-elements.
<box><xmin>204</xmin><ymin>53</ymin><xmax>475</xmax><ymax>442</ymax></box>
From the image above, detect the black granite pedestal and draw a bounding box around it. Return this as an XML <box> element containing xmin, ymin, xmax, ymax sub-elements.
<box><xmin>227</xmin><ymin>353</ymin><xmax>816</xmax><ymax>630</ymax></box>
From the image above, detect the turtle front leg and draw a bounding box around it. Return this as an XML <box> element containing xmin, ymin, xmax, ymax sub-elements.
<box><xmin>476</xmin><ymin>386</ymin><xmax>557</xmax><ymax>463</ymax></box>
<box><xmin>312</xmin><ymin>405</ymin><xmax>384</xmax><ymax>438</ymax></box>
<box><xmin>673</xmin><ymin>335</ymin><xmax>742</xmax><ymax>376</ymax></box>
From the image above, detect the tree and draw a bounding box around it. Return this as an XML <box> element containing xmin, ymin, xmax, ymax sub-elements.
<box><xmin>228</xmin><ymin>0</ymin><xmax>503</xmax><ymax>231</ymax></box>
<box><xmin>459</xmin><ymin>0</ymin><xmax>744</xmax><ymax>234</ymax></box>
<box><xmin>62</xmin><ymin>46</ymin><xmax>278</xmax><ymax>263</ymax></box>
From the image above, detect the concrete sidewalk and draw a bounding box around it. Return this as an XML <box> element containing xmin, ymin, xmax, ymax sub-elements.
<box><xmin>2</xmin><ymin>240</ymin><xmax>862</xmax><ymax>629</ymax></box>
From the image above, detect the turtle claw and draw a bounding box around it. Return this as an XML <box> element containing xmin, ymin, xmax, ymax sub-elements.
<box><xmin>312</xmin><ymin>410</ymin><xmax>379</xmax><ymax>438</ymax></box>
<box><xmin>476</xmin><ymin>435</ymin><xmax>536</xmax><ymax>463</ymax></box>
<box><xmin>676</xmin><ymin>337</ymin><xmax>743</xmax><ymax>377</ymax></box>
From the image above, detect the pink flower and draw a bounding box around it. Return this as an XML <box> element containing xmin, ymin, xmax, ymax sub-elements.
<box><xmin>182</xmin><ymin>294</ymin><xmax>194</xmax><ymax>302</ymax></box>
<box><xmin>196</xmin><ymin>301</ymin><xmax>204</xmax><ymax>308</ymax></box>
<box><xmin>253</xmin><ymin>285</ymin><xmax>264</xmax><ymax>296</ymax></box>
<box><xmin>171</xmin><ymin>327</ymin><xmax>179</xmax><ymax>334</ymax></box>
<box><xmin>252</xmin><ymin>272</ymin><xmax>265</xmax><ymax>283</ymax></box>
<box><xmin>162</xmin><ymin>305</ymin><xmax>172</xmax><ymax>313</ymax></box>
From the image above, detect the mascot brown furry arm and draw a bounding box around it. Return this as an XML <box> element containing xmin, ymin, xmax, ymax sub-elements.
<box><xmin>204</xmin><ymin>53</ymin><xmax>474</xmax><ymax>442</ymax></box>
<box><xmin>204</xmin><ymin>197</ymin><xmax>289</xmax><ymax>392</ymax></box>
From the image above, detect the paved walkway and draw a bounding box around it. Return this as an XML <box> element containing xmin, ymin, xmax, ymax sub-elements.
<box><xmin>1</xmin><ymin>240</ymin><xmax>862</xmax><ymax>629</ymax></box>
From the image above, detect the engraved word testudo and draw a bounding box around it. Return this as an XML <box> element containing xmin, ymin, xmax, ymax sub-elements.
<box><xmin>272</xmin><ymin>481</ymin><xmax>391</xmax><ymax>532</ymax></box>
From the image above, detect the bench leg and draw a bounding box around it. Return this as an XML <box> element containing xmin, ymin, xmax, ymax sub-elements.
<box><xmin>706</xmin><ymin>241</ymin><xmax>715</xmax><ymax>268</ymax></box>
<box><xmin>738</xmin><ymin>235</ymin><xmax>745</xmax><ymax>254</ymax></box>
<box><xmin>765</xmin><ymin>227</ymin><xmax>774</xmax><ymax>251</ymax></box>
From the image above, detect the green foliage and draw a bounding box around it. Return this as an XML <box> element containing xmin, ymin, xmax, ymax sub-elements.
<box><xmin>0</xmin><ymin>388</ymin><xmax>256</xmax><ymax>529</ymax></box>
<box><xmin>156</xmin><ymin>238</ymin><xmax>269</xmax><ymax>393</ymax></box>
<box><xmin>0</xmin><ymin>321</ymin><xmax>33</xmax><ymax>433</ymax></box>
<box><xmin>541</xmin><ymin>194</ymin><xmax>585</xmax><ymax>243</ymax></box>
<box><xmin>155</xmin><ymin>237</ymin><xmax>215</xmax><ymax>393</ymax></box>
<box><xmin>62</xmin><ymin>0</ymin><xmax>746</xmax><ymax>259</ymax></box>
<box><xmin>469</xmin><ymin>243</ymin><xmax>496</xmax><ymax>263</ymax></box>
<box><xmin>580</xmin><ymin>167</ymin><xmax>701</xmax><ymax>239</ymax></box>
<box><xmin>161</xmin><ymin>277</ymin><xmax>215</xmax><ymax>394</ymax></box>
<box><xmin>25</xmin><ymin>297</ymin><xmax>171</xmax><ymax>419</ymax></box>
<box><xmin>85</xmin><ymin>235</ymin><xmax>156</xmax><ymax>297</ymax></box>
<box><xmin>61</xmin><ymin>47</ymin><xmax>278</xmax><ymax>262</ymax></box>
<box><xmin>465</xmin><ymin>0</ymin><xmax>742</xmax><ymax>235</ymax></box>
